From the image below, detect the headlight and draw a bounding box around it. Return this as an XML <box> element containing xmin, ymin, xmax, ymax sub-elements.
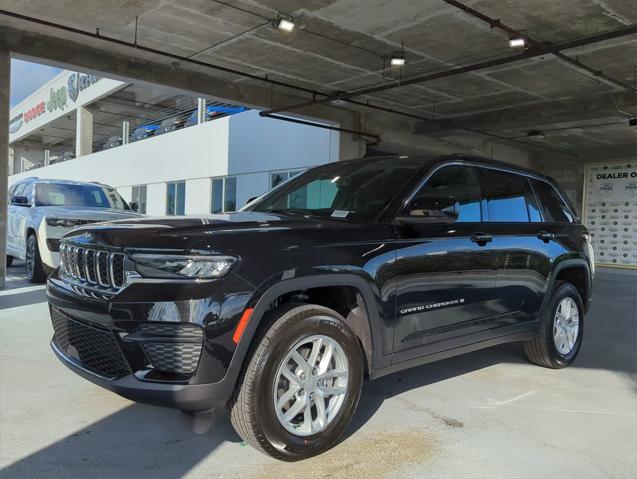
<box><xmin>46</xmin><ymin>218</ymin><xmax>83</xmax><ymax>228</ymax></box>
<box><xmin>131</xmin><ymin>254</ymin><xmax>236</xmax><ymax>279</ymax></box>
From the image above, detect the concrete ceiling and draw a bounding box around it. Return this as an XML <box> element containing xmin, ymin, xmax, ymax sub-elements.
<box><xmin>1</xmin><ymin>0</ymin><xmax>636</xmax><ymax>159</ymax></box>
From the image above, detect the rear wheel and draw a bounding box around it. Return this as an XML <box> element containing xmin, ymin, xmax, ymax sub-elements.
<box><xmin>25</xmin><ymin>234</ymin><xmax>47</xmax><ymax>283</ymax></box>
<box><xmin>5</xmin><ymin>255</ymin><xmax>13</xmax><ymax>268</ymax></box>
<box><xmin>524</xmin><ymin>281</ymin><xmax>584</xmax><ymax>369</ymax></box>
<box><xmin>230</xmin><ymin>303</ymin><xmax>364</xmax><ymax>461</ymax></box>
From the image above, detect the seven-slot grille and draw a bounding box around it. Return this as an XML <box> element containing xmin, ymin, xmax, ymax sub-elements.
<box><xmin>60</xmin><ymin>244</ymin><xmax>125</xmax><ymax>289</ymax></box>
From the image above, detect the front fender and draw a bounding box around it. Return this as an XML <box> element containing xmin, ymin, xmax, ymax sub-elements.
<box><xmin>228</xmin><ymin>272</ymin><xmax>390</xmax><ymax>388</ymax></box>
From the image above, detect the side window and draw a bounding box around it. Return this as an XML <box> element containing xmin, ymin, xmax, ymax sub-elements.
<box><xmin>523</xmin><ymin>179</ymin><xmax>542</xmax><ymax>222</ymax></box>
<box><xmin>131</xmin><ymin>185</ymin><xmax>147</xmax><ymax>214</ymax></box>
<box><xmin>532</xmin><ymin>179</ymin><xmax>574</xmax><ymax>223</ymax></box>
<box><xmin>479</xmin><ymin>168</ymin><xmax>530</xmax><ymax>222</ymax></box>
<box><xmin>23</xmin><ymin>182</ymin><xmax>34</xmax><ymax>204</ymax></box>
<box><xmin>8</xmin><ymin>184</ymin><xmax>17</xmax><ymax>203</ymax></box>
<box><xmin>166</xmin><ymin>181</ymin><xmax>186</xmax><ymax>215</ymax></box>
<box><xmin>11</xmin><ymin>183</ymin><xmax>26</xmax><ymax>201</ymax></box>
<box><xmin>404</xmin><ymin>166</ymin><xmax>482</xmax><ymax>222</ymax></box>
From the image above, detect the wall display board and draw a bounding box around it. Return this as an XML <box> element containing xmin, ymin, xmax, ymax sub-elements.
<box><xmin>583</xmin><ymin>162</ymin><xmax>637</xmax><ymax>268</ymax></box>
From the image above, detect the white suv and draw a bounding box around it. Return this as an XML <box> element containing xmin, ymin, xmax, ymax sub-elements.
<box><xmin>7</xmin><ymin>178</ymin><xmax>142</xmax><ymax>282</ymax></box>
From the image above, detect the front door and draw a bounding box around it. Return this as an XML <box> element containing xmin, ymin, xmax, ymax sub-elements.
<box><xmin>392</xmin><ymin>165</ymin><xmax>499</xmax><ymax>362</ymax></box>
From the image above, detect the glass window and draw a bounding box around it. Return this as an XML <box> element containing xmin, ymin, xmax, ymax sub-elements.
<box><xmin>250</xmin><ymin>157</ymin><xmax>424</xmax><ymax>221</ymax></box>
<box><xmin>270</xmin><ymin>172</ymin><xmax>288</xmax><ymax>189</ymax></box>
<box><xmin>11</xmin><ymin>183</ymin><xmax>26</xmax><ymax>201</ymax></box>
<box><xmin>404</xmin><ymin>166</ymin><xmax>482</xmax><ymax>222</ymax></box>
<box><xmin>224</xmin><ymin>177</ymin><xmax>237</xmax><ymax>212</ymax></box>
<box><xmin>479</xmin><ymin>169</ymin><xmax>530</xmax><ymax>222</ymax></box>
<box><xmin>523</xmin><ymin>179</ymin><xmax>542</xmax><ymax>222</ymax></box>
<box><xmin>211</xmin><ymin>178</ymin><xmax>223</xmax><ymax>213</ymax></box>
<box><xmin>132</xmin><ymin>185</ymin><xmax>147</xmax><ymax>214</ymax></box>
<box><xmin>532</xmin><ymin>179</ymin><xmax>574</xmax><ymax>223</ymax></box>
<box><xmin>35</xmin><ymin>183</ymin><xmax>129</xmax><ymax>209</ymax></box>
<box><xmin>166</xmin><ymin>181</ymin><xmax>185</xmax><ymax>215</ymax></box>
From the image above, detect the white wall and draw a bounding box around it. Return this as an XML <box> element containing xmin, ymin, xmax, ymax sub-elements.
<box><xmin>10</xmin><ymin>118</ymin><xmax>231</xmax><ymax>187</ymax></box>
<box><xmin>185</xmin><ymin>178</ymin><xmax>211</xmax><ymax>215</ymax></box>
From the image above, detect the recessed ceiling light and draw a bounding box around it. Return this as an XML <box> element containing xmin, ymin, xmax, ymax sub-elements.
<box><xmin>509</xmin><ymin>37</ymin><xmax>526</xmax><ymax>48</ymax></box>
<box><xmin>277</xmin><ymin>17</ymin><xmax>295</xmax><ymax>32</ymax></box>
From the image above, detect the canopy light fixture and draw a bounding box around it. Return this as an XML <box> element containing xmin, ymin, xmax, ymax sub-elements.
<box><xmin>390</xmin><ymin>54</ymin><xmax>406</xmax><ymax>67</ymax></box>
<box><xmin>527</xmin><ymin>130</ymin><xmax>545</xmax><ymax>140</ymax></box>
<box><xmin>509</xmin><ymin>37</ymin><xmax>526</xmax><ymax>48</ymax></box>
<box><xmin>275</xmin><ymin>14</ymin><xmax>295</xmax><ymax>32</ymax></box>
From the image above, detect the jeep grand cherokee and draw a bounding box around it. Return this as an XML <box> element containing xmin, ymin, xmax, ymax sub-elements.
<box><xmin>47</xmin><ymin>155</ymin><xmax>593</xmax><ymax>460</ymax></box>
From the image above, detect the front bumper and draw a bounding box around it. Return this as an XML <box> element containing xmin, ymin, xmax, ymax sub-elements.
<box><xmin>47</xmin><ymin>269</ymin><xmax>255</xmax><ymax>411</ymax></box>
<box><xmin>51</xmin><ymin>341</ymin><xmax>234</xmax><ymax>411</ymax></box>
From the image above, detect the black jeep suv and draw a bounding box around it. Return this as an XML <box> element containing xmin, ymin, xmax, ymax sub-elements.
<box><xmin>47</xmin><ymin>155</ymin><xmax>594</xmax><ymax>460</ymax></box>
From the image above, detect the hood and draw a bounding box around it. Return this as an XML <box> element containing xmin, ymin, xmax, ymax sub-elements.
<box><xmin>41</xmin><ymin>206</ymin><xmax>143</xmax><ymax>222</ymax></box>
<box><xmin>62</xmin><ymin>211</ymin><xmax>392</xmax><ymax>251</ymax></box>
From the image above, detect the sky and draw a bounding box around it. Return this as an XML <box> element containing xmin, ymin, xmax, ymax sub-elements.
<box><xmin>10</xmin><ymin>59</ymin><xmax>62</xmax><ymax>108</ymax></box>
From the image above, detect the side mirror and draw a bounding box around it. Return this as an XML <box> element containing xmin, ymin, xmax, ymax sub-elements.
<box><xmin>245</xmin><ymin>196</ymin><xmax>258</xmax><ymax>206</ymax></box>
<box><xmin>11</xmin><ymin>196</ymin><xmax>30</xmax><ymax>207</ymax></box>
<box><xmin>130</xmin><ymin>202</ymin><xmax>139</xmax><ymax>212</ymax></box>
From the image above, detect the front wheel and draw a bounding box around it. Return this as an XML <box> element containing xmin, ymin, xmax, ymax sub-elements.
<box><xmin>230</xmin><ymin>303</ymin><xmax>364</xmax><ymax>461</ymax></box>
<box><xmin>524</xmin><ymin>281</ymin><xmax>584</xmax><ymax>369</ymax></box>
<box><xmin>26</xmin><ymin>234</ymin><xmax>47</xmax><ymax>283</ymax></box>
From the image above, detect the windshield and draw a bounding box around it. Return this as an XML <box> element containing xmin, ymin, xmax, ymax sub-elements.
<box><xmin>35</xmin><ymin>183</ymin><xmax>130</xmax><ymax>210</ymax></box>
<box><xmin>247</xmin><ymin>157</ymin><xmax>425</xmax><ymax>221</ymax></box>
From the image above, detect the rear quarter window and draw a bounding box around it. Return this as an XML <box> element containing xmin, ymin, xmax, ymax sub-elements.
<box><xmin>532</xmin><ymin>179</ymin><xmax>574</xmax><ymax>223</ymax></box>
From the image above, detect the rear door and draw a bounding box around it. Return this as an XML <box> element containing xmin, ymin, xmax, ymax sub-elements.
<box><xmin>12</xmin><ymin>181</ymin><xmax>33</xmax><ymax>256</ymax></box>
<box><xmin>478</xmin><ymin>168</ymin><xmax>552</xmax><ymax>324</ymax></box>
<box><xmin>392</xmin><ymin>164</ymin><xmax>499</xmax><ymax>361</ymax></box>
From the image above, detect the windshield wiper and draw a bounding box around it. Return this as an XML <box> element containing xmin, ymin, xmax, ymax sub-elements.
<box><xmin>266</xmin><ymin>208</ymin><xmax>320</xmax><ymax>217</ymax></box>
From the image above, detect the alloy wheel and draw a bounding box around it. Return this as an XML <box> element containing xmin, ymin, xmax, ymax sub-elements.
<box><xmin>26</xmin><ymin>236</ymin><xmax>36</xmax><ymax>279</ymax></box>
<box><xmin>273</xmin><ymin>334</ymin><xmax>349</xmax><ymax>436</ymax></box>
<box><xmin>553</xmin><ymin>297</ymin><xmax>580</xmax><ymax>355</ymax></box>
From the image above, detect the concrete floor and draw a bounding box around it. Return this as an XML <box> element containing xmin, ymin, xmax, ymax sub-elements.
<box><xmin>1</xmin><ymin>262</ymin><xmax>636</xmax><ymax>479</ymax></box>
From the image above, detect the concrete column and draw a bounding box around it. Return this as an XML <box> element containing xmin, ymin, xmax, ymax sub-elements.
<box><xmin>75</xmin><ymin>105</ymin><xmax>93</xmax><ymax>157</ymax></box>
<box><xmin>338</xmin><ymin>111</ymin><xmax>367</xmax><ymax>160</ymax></box>
<box><xmin>197</xmin><ymin>97</ymin><xmax>206</xmax><ymax>124</ymax></box>
<box><xmin>122</xmin><ymin>121</ymin><xmax>129</xmax><ymax>145</ymax></box>
<box><xmin>0</xmin><ymin>37</ymin><xmax>9</xmax><ymax>289</ymax></box>
<box><xmin>44</xmin><ymin>149</ymin><xmax>50</xmax><ymax>166</ymax></box>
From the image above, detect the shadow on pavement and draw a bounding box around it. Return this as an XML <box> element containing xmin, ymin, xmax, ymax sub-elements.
<box><xmin>0</xmin><ymin>404</ymin><xmax>242</xmax><ymax>479</ymax></box>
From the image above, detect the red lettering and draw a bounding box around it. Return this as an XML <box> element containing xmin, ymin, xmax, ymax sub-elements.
<box><xmin>23</xmin><ymin>101</ymin><xmax>45</xmax><ymax>123</ymax></box>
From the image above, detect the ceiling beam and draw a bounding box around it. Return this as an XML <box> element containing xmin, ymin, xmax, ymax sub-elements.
<box><xmin>415</xmin><ymin>90</ymin><xmax>637</xmax><ymax>136</ymax></box>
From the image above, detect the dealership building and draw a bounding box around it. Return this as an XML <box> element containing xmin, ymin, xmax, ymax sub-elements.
<box><xmin>8</xmin><ymin>69</ymin><xmax>342</xmax><ymax>215</ymax></box>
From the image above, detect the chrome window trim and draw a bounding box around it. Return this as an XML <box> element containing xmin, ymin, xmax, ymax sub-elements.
<box><xmin>400</xmin><ymin>160</ymin><xmax>578</xmax><ymax>223</ymax></box>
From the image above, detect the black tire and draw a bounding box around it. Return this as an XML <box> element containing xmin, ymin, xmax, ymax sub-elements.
<box><xmin>26</xmin><ymin>234</ymin><xmax>47</xmax><ymax>283</ymax></box>
<box><xmin>229</xmin><ymin>303</ymin><xmax>364</xmax><ymax>461</ymax></box>
<box><xmin>524</xmin><ymin>281</ymin><xmax>584</xmax><ymax>369</ymax></box>
<box><xmin>6</xmin><ymin>255</ymin><xmax>13</xmax><ymax>268</ymax></box>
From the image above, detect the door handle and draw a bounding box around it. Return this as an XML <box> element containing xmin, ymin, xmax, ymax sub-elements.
<box><xmin>470</xmin><ymin>232</ymin><xmax>492</xmax><ymax>245</ymax></box>
<box><xmin>537</xmin><ymin>231</ymin><xmax>555</xmax><ymax>242</ymax></box>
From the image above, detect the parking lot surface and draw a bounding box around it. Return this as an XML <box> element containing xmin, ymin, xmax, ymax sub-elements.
<box><xmin>1</xmin><ymin>263</ymin><xmax>636</xmax><ymax>478</ymax></box>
